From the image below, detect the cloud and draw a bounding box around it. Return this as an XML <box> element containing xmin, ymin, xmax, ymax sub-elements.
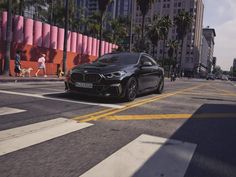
<box><xmin>203</xmin><ymin>0</ymin><xmax>236</xmax><ymax>70</ymax></box>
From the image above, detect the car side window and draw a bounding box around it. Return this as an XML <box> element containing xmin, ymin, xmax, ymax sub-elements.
<box><xmin>140</xmin><ymin>55</ymin><xmax>156</xmax><ymax>66</ymax></box>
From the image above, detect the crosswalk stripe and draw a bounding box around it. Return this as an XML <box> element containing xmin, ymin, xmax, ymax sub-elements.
<box><xmin>0</xmin><ymin>118</ymin><xmax>93</xmax><ymax>156</ymax></box>
<box><xmin>80</xmin><ymin>134</ymin><xmax>197</xmax><ymax>177</ymax></box>
<box><xmin>0</xmin><ymin>107</ymin><xmax>26</xmax><ymax>116</ymax></box>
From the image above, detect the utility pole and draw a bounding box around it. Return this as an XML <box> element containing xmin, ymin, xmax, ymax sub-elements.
<box><xmin>63</xmin><ymin>0</ymin><xmax>69</xmax><ymax>73</ymax></box>
<box><xmin>3</xmin><ymin>0</ymin><xmax>12</xmax><ymax>76</ymax></box>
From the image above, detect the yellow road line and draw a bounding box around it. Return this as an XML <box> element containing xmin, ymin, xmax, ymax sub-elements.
<box><xmin>105</xmin><ymin>113</ymin><xmax>236</xmax><ymax>121</ymax></box>
<box><xmin>180</xmin><ymin>92</ymin><xmax>236</xmax><ymax>97</ymax></box>
<box><xmin>75</xmin><ymin>84</ymin><xmax>206</xmax><ymax>122</ymax></box>
<box><xmin>208</xmin><ymin>85</ymin><xmax>235</xmax><ymax>95</ymax></box>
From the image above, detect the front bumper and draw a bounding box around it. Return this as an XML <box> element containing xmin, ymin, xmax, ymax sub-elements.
<box><xmin>65</xmin><ymin>81</ymin><xmax>125</xmax><ymax>98</ymax></box>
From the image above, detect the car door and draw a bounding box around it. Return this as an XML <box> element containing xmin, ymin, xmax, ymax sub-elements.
<box><xmin>138</xmin><ymin>55</ymin><xmax>157</xmax><ymax>91</ymax></box>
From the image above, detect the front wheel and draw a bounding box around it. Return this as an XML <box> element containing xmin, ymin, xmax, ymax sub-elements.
<box><xmin>124</xmin><ymin>77</ymin><xmax>138</xmax><ymax>102</ymax></box>
<box><xmin>156</xmin><ymin>77</ymin><xmax>164</xmax><ymax>94</ymax></box>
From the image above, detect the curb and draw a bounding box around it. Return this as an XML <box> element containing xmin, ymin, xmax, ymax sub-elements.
<box><xmin>0</xmin><ymin>77</ymin><xmax>65</xmax><ymax>83</ymax></box>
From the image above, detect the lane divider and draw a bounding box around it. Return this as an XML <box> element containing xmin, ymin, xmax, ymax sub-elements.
<box><xmin>104</xmin><ymin>113</ymin><xmax>236</xmax><ymax>121</ymax></box>
<box><xmin>74</xmin><ymin>84</ymin><xmax>207</xmax><ymax>122</ymax></box>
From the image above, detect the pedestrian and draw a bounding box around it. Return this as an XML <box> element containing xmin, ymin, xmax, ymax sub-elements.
<box><xmin>35</xmin><ymin>53</ymin><xmax>47</xmax><ymax>77</ymax></box>
<box><xmin>14</xmin><ymin>50</ymin><xmax>22</xmax><ymax>77</ymax></box>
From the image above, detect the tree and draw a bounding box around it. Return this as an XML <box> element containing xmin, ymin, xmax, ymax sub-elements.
<box><xmin>98</xmin><ymin>0</ymin><xmax>112</xmax><ymax>57</ymax></box>
<box><xmin>167</xmin><ymin>40</ymin><xmax>178</xmax><ymax>77</ymax></box>
<box><xmin>62</xmin><ymin>0</ymin><xmax>69</xmax><ymax>73</ymax></box>
<box><xmin>136</xmin><ymin>0</ymin><xmax>154</xmax><ymax>39</ymax></box>
<box><xmin>159</xmin><ymin>16</ymin><xmax>172</xmax><ymax>66</ymax></box>
<box><xmin>146</xmin><ymin>22</ymin><xmax>161</xmax><ymax>57</ymax></box>
<box><xmin>3</xmin><ymin>0</ymin><xmax>12</xmax><ymax>76</ymax></box>
<box><xmin>174</xmin><ymin>11</ymin><xmax>192</xmax><ymax>74</ymax></box>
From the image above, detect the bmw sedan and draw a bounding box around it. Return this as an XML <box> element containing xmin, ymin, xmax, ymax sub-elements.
<box><xmin>65</xmin><ymin>52</ymin><xmax>164</xmax><ymax>101</ymax></box>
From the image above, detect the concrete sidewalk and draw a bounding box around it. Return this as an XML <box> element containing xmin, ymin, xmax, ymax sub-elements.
<box><xmin>0</xmin><ymin>75</ymin><xmax>64</xmax><ymax>83</ymax></box>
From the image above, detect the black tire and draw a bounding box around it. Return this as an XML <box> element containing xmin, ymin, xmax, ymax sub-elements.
<box><xmin>156</xmin><ymin>77</ymin><xmax>164</xmax><ymax>94</ymax></box>
<box><xmin>124</xmin><ymin>77</ymin><xmax>138</xmax><ymax>102</ymax></box>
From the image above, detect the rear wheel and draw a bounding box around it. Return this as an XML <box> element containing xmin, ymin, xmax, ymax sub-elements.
<box><xmin>124</xmin><ymin>77</ymin><xmax>138</xmax><ymax>101</ymax></box>
<box><xmin>156</xmin><ymin>77</ymin><xmax>164</xmax><ymax>94</ymax></box>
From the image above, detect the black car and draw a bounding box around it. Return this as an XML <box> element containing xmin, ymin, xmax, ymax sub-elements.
<box><xmin>65</xmin><ymin>52</ymin><xmax>164</xmax><ymax>101</ymax></box>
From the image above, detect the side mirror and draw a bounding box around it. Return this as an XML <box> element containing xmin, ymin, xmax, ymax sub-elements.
<box><xmin>142</xmin><ymin>61</ymin><xmax>152</xmax><ymax>67</ymax></box>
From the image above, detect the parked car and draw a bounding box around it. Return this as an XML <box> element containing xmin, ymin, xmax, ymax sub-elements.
<box><xmin>65</xmin><ymin>52</ymin><xmax>164</xmax><ymax>101</ymax></box>
<box><xmin>206</xmin><ymin>73</ymin><xmax>215</xmax><ymax>80</ymax></box>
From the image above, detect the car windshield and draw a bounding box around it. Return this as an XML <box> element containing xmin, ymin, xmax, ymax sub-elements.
<box><xmin>96</xmin><ymin>53</ymin><xmax>140</xmax><ymax>65</ymax></box>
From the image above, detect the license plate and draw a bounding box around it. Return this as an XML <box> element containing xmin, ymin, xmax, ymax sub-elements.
<box><xmin>75</xmin><ymin>82</ymin><xmax>93</xmax><ymax>88</ymax></box>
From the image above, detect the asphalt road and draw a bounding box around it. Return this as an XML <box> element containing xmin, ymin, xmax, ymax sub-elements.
<box><xmin>0</xmin><ymin>79</ymin><xmax>235</xmax><ymax>177</ymax></box>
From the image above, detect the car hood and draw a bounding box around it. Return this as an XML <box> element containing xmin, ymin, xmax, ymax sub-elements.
<box><xmin>72</xmin><ymin>62</ymin><xmax>133</xmax><ymax>74</ymax></box>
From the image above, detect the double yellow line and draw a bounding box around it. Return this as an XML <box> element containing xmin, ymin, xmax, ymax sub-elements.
<box><xmin>73</xmin><ymin>83</ymin><xmax>206</xmax><ymax>122</ymax></box>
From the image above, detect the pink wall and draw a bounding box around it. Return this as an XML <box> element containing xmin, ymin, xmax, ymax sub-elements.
<box><xmin>24</xmin><ymin>18</ymin><xmax>33</xmax><ymax>45</ymax></box>
<box><xmin>2</xmin><ymin>11</ymin><xmax>7</xmax><ymax>40</ymax></box>
<box><xmin>13</xmin><ymin>15</ymin><xmax>24</xmax><ymax>43</ymax></box>
<box><xmin>96</xmin><ymin>40</ymin><xmax>100</xmax><ymax>57</ymax></box>
<box><xmin>92</xmin><ymin>38</ymin><xmax>97</xmax><ymax>57</ymax></box>
<box><xmin>87</xmin><ymin>37</ymin><xmax>92</xmax><ymax>56</ymax></box>
<box><xmin>71</xmin><ymin>32</ymin><xmax>77</xmax><ymax>53</ymax></box>
<box><xmin>105</xmin><ymin>42</ymin><xmax>109</xmax><ymax>54</ymax></box>
<box><xmin>42</xmin><ymin>23</ymin><xmax>50</xmax><ymax>48</ymax></box>
<box><xmin>50</xmin><ymin>26</ymin><xmax>58</xmax><ymax>49</ymax></box>
<box><xmin>33</xmin><ymin>21</ymin><xmax>42</xmax><ymax>47</ymax></box>
<box><xmin>82</xmin><ymin>35</ymin><xmax>88</xmax><ymax>55</ymax></box>
<box><xmin>101</xmin><ymin>41</ymin><xmax>105</xmax><ymax>56</ymax></box>
<box><xmin>108</xmin><ymin>43</ymin><xmax>112</xmax><ymax>53</ymax></box>
<box><xmin>67</xmin><ymin>31</ymin><xmax>71</xmax><ymax>52</ymax></box>
<box><xmin>57</xmin><ymin>28</ymin><xmax>64</xmax><ymax>50</ymax></box>
<box><xmin>77</xmin><ymin>33</ymin><xmax>83</xmax><ymax>54</ymax></box>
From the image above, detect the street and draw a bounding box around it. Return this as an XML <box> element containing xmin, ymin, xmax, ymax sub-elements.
<box><xmin>0</xmin><ymin>79</ymin><xmax>236</xmax><ymax>177</ymax></box>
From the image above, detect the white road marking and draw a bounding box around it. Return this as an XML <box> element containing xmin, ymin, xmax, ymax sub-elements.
<box><xmin>80</xmin><ymin>134</ymin><xmax>197</xmax><ymax>177</ymax></box>
<box><xmin>0</xmin><ymin>89</ymin><xmax>124</xmax><ymax>109</ymax></box>
<box><xmin>0</xmin><ymin>118</ymin><xmax>93</xmax><ymax>156</ymax></box>
<box><xmin>0</xmin><ymin>107</ymin><xmax>26</xmax><ymax>116</ymax></box>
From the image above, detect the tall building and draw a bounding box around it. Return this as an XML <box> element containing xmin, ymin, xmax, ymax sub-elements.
<box><xmin>133</xmin><ymin>0</ymin><xmax>204</xmax><ymax>76</ymax></box>
<box><xmin>77</xmin><ymin>0</ymin><xmax>132</xmax><ymax>19</ymax></box>
<box><xmin>200</xmin><ymin>35</ymin><xmax>209</xmax><ymax>77</ymax></box>
<box><xmin>203</xmin><ymin>27</ymin><xmax>216</xmax><ymax>73</ymax></box>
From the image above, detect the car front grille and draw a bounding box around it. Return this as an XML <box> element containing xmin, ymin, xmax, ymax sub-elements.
<box><xmin>71</xmin><ymin>73</ymin><xmax>102</xmax><ymax>83</ymax></box>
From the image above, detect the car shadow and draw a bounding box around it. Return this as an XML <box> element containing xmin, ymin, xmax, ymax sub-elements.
<box><xmin>43</xmin><ymin>92</ymin><xmax>126</xmax><ymax>104</ymax></box>
<box><xmin>131</xmin><ymin>104</ymin><xmax>236</xmax><ymax>177</ymax></box>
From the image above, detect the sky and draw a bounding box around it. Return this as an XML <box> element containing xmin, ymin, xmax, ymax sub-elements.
<box><xmin>203</xmin><ymin>0</ymin><xmax>236</xmax><ymax>70</ymax></box>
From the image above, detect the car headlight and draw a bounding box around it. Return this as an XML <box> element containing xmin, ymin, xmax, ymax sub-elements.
<box><xmin>103</xmin><ymin>71</ymin><xmax>126</xmax><ymax>79</ymax></box>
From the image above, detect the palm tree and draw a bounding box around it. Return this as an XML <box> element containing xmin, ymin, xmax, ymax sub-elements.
<box><xmin>98</xmin><ymin>0</ymin><xmax>112</xmax><ymax>57</ymax></box>
<box><xmin>167</xmin><ymin>40</ymin><xmax>178</xmax><ymax>77</ymax></box>
<box><xmin>174</xmin><ymin>10</ymin><xmax>192</xmax><ymax>74</ymax></box>
<box><xmin>62</xmin><ymin>0</ymin><xmax>69</xmax><ymax>73</ymax></box>
<box><xmin>3</xmin><ymin>0</ymin><xmax>12</xmax><ymax>76</ymax></box>
<box><xmin>146</xmin><ymin>22</ymin><xmax>161</xmax><ymax>57</ymax></box>
<box><xmin>136</xmin><ymin>0</ymin><xmax>154</xmax><ymax>39</ymax></box>
<box><xmin>159</xmin><ymin>16</ymin><xmax>172</xmax><ymax>67</ymax></box>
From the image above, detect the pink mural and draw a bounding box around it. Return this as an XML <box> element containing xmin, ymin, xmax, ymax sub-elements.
<box><xmin>42</xmin><ymin>23</ymin><xmax>50</xmax><ymax>48</ymax></box>
<box><xmin>13</xmin><ymin>15</ymin><xmax>24</xmax><ymax>43</ymax></box>
<box><xmin>87</xmin><ymin>37</ymin><xmax>92</xmax><ymax>56</ymax></box>
<box><xmin>92</xmin><ymin>38</ymin><xmax>97</xmax><ymax>57</ymax></box>
<box><xmin>82</xmin><ymin>35</ymin><xmax>88</xmax><ymax>55</ymax></box>
<box><xmin>96</xmin><ymin>39</ymin><xmax>100</xmax><ymax>57</ymax></box>
<box><xmin>67</xmin><ymin>31</ymin><xmax>71</xmax><ymax>52</ymax></box>
<box><xmin>71</xmin><ymin>32</ymin><xmax>77</xmax><ymax>53</ymax></box>
<box><xmin>109</xmin><ymin>43</ymin><xmax>112</xmax><ymax>53</ymax></box>
<box><xmin>101</xmin><ymin>41</ymin><xmax>105</xmax><ymax>56</ymax></box>
<box><xmin>57</xmin><ymin>28</ymin><xmax>64</xmax><ymax>50</ymax></box>
<box><xmin>33</xmin><ymin>21</ymin><xmax>42</xmax><ymax>47</ymax></box>
<box><xmin>77</xmin><ymin>33</ymin><xmax>83</xmax><ymax>54</ymax></box>
<box><xmin>50</xmin><ymin>26</ymin><xmax>58</xmax><ymax>49</ymax></box>
<box><xmin>2</xmin><ymin>11</ymin><xmax>7</xmax><ymax>40</ymax></box>
<box><xmin>24</xmin><ymin>18</ymin><xmax>33</xmax><ymax>45</ymax></box>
